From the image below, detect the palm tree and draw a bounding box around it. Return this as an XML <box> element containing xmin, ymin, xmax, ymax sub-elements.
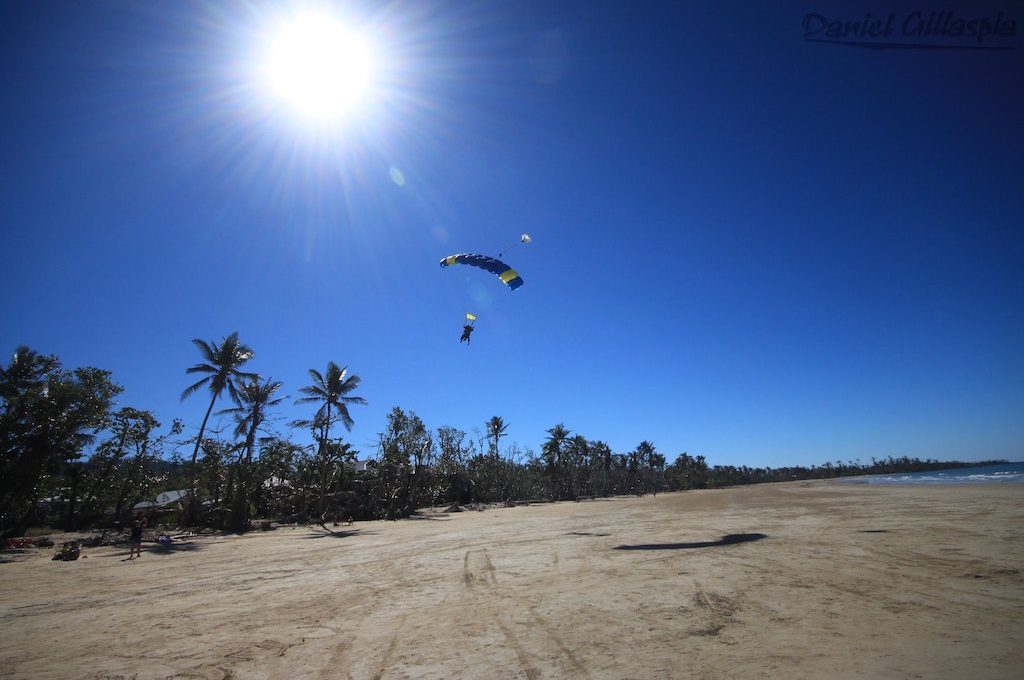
<box><xmin>296</xmin><ymin>362</ymin><xmax>366</xmax><ymax>438</ymax></box>
<box><xmin>635</xmin><ymin>440</ymin><xmax>656</xmax><ymax>495</ymax></box>
<box><xmin>220</xmin><ymin>378</ymin><xmax>285</xmax><ymax>468</ymax></box>
<box><xmin>588</xmin><ymin>440</ymin><xmax>613</xmax><ymax>496</ymax></box>
<box><xmin>295</xmin><ymin>362</ymin><xmax>366</xmax><ymax>513</ymax></box>
<box><xmin>218</xmin><ymin>377</ymin><xmax>284</xmax><ymax>528</ymax></box>
<box><xmin>485</xmin><ymin>416</ymin><xmax>508</xmax><ymax>456</ymax></box>
<box><xmin>542</xmin><ymin>424</ymin><xmax>571</xmax><ymax>500</ymax></box>
<box><xmin>181</xmin><ymin>332</ymin><xmax>256</xmax><ymax>524</ymax></box>
<box><xmin>567</xmin><ymin>435</ymin><xmax>590</xmax><ymax>499</ymax></box>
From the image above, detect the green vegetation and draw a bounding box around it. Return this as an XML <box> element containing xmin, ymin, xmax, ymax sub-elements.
<box><xmin>180</xmin><ymin>333</ymin><xmax>257</xmax><ymax>525</ymax></box>
<box><xmin>0</xmin><ymin>339</ymin><xmax>1009</xmax><ymax>537</ymax></box>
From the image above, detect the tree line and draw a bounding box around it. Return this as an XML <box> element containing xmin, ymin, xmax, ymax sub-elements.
<box><xmin>0</xmin><ymin>335</ymin><xmax>1007</xmax><ymax>537</ymax></box>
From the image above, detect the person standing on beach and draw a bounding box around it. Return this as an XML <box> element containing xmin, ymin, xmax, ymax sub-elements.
<box><xmin>128</xmin><ymin>518</ymin><xmax>146</xmax><ymax>559</ymax></box>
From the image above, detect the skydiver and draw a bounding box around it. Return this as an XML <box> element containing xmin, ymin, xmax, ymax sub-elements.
<box><xmin>460</xmin><ymin>323</ymin><xmax>474</xmax><ymax>345</ymax></box>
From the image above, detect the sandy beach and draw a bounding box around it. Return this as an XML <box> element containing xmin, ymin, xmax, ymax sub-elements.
<box><xmin>2</xmin><ymin>481</ymin><xmax>1022</xmax><ymax>679</ymax></box>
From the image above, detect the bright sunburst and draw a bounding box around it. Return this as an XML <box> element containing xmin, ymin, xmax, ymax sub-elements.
<box><xmin>264</xmin><ymin>11</ymin><xmax>376</xmax><ymax>120</ymax></box>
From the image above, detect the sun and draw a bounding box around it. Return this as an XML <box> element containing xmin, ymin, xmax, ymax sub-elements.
<box><xmin>264</xmin><ymin>12</ymin><xmax>376</xmax><ymax>120</ymax></box>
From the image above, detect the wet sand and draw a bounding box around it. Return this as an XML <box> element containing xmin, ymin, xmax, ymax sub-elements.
<box><xmin>2</xmin><ymin>481</ymin><xmax>1022</xmax><ymax>679</ymax></box>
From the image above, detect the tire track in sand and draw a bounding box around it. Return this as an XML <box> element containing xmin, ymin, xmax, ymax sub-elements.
<box><xmin>463</xmin><ymin>548</ymin><xmax>541</xmax><ymax>679</ymax></box>
<box><xmin>318</xmin><ymin>633</ymin><xmax>354</xmax><ymax>680</ymax></box>
<box><xmin>463</xmin><ymin>548</ymin><xmax>591</xmax><ymax>679</ymax></box>
<box><xmin>370</xmin><ymin>614</ymin><xmax>407</xmax><ymax>680</ymax></box>
<box><xmin>527</xmin><ymin>607</ymin><xmax>591</xmax><ymax>679</ymax></box>
<box><xmin>492</xmin><ymin>613</ymin><xmax>542</xmax><ymax>680</ymax></box>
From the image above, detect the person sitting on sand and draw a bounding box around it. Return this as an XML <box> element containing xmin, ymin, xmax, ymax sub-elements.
<box><xmin>52</xmin><ymin>541</ymin><xmax>81</xmax><ymax>561</ymax></box>
<box><xmin>128</xmin><ymin>518</ymin><xmax>146</xmax><ymax>560</ymax></box>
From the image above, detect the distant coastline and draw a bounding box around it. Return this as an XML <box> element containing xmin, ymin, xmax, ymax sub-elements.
<box><xmin>838</xmin><ymin>461</ymin><xmax>1024</xmax><ymax>485</ymax></box>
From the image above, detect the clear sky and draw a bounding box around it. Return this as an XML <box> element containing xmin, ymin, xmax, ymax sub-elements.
<box><xmin>2</xmin><ymin>1</ymin><xmax>1022</xmax><ymax>467</ymax></box>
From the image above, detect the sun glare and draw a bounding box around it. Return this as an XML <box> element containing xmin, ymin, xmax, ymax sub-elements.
<box><xmin>265</xmin><ymin>12</ymin><xmax>375</xmax><ymax>120</ymax></box>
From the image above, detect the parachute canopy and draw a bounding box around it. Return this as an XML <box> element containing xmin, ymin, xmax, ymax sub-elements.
<box><xmin>466</xmin><ymin>312</ymin><xmax>477</xmax><ymax>322</ymax></box>
<box><xmin>440</xmin><ymin>253</ymin><xmax>523</xmax><ymax>291</ymax></box>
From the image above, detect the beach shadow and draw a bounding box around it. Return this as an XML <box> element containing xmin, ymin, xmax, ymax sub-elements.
<box><xmin>614</xmin><ymin>533</ymin><xmax>767</xmax><ymax>551</ymax></box>
<box><xmin>408</xmin><ymin>514</ymin><xmax>452</xmax><ymax>521</ymax></box>
<box><xmin>150</xmin><ymin>542</ymin><xmax>203</xmax><ymax>556</ymax></box>
<box><xmin>102</xmin><ymin>550</ymin><xmax>137</xmax><ymax>560</ymax></box>
<box><xmin>299</xmin><ymin>529</ymin><xmax>365</xmax><ymax>539</ymax></box>
<box><xmin>104</xmin><ymin>542</ymin><xmax>205</xmax><ymax>559</ymax></box>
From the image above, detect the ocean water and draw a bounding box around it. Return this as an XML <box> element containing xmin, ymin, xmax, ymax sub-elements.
<box><xmin>845</xmin><ymin>461</ymin><xmax>1024</xmax><ymax>485</ymax></box>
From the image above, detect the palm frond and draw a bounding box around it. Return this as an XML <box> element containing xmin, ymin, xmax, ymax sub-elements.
<box><xmin>337</xmin><ymin>374</ymin><xmax>361</xmax><ymax>394</ymax></box>
<box><xmin>290</xmin><ymin>418</ymin><xmax>319</xmax><ymax>430</ymax></box>
<box><xmin>180</xmin><ymin>375</ymin><xmax>211</xmax><ymax>401</ymax></box>
<box><xmin>336</xmin><ymin>404</ymin><xmax>355</xmax><ymax>431</ymax></box>
<box><xmin>232</xmin><ymin>417</ymin><xmax>250</xmax><ymax>439</ymax></box>
<box><xmin>298</xmin><ymin>384</ymin><xmax>326</xmax><ymax>397</ymax></box>
<box><xmin>225</xmin><ymin>381</ymin><xmax>243</xmax><ymax>405</ymax></box>
<box><xmin>191</xmin><ymin>338</ymin><xmax>215</xmax><ymax>363</ymax></box>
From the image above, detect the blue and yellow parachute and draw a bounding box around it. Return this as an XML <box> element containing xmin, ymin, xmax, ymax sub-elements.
<box><xmin>439</xmin><ymin>253</ymin><xmax>523</xmax><ymax>291</ymax></box>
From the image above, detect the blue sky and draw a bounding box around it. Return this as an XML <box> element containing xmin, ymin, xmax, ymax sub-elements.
<box><xmin>2</xmin><ymin>1</ymin><xmax>1022</xmax><ymax>467</ymax></box>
